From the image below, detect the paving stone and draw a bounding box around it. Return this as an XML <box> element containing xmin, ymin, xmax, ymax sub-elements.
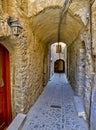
<box><xmin>22</xmin><ymin>74</ymin><xmax>89</xmax><ymax>130</ymax></box>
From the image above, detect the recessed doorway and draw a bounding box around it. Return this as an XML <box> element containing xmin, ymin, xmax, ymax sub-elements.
<box><xmin>54</xmin><ymin>59</ymin><xmax>65</xmax><ymax>73</ymax></box>
<box><xmin>0</xmin><ymin>44</ymin><xmax>12</xmax><ymax>130</ymax></box>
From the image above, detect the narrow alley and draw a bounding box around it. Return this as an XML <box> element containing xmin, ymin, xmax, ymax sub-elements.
<box><xmin>0</xmin><ymin>1</ymin><xmax>96</xmax><ymax>130</ymax></box>
<box><xmin>22</xmin><ymin>74</ymin><xmax>88</xmax><ymax>130</ymax></box>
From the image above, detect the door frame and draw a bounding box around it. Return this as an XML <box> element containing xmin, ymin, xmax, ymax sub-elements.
<box><xmin>54</xmin><ymin>59</ymin><xmax>65</xmax><ymax>73</ymax></box>
<box><xmin>0</xmin><ymin>44</ymin><xmax>12</xmax><ymax>127</ymax></box>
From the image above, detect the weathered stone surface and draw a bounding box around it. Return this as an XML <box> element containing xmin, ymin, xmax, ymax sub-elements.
<box><xmin>0</xmin><ymin>1</ymin><xmax>96</xmax><ymax>130</ymax></box>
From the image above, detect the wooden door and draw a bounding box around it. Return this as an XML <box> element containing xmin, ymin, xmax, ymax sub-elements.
<box><xmin>0</xmin><ymin>45</ymin><xmax>12</xmax><ymax>130</ymax></box>
<box><xmin>54</xmin><ymin>59</ymin><xmax>65</xmax><ymax>73</ymax></box>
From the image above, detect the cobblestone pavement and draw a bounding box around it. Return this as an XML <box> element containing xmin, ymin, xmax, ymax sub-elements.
<box><xmin>22</xmin><ymin>74</ymin><xmax>89</xmax><ymax>130</ymax></box>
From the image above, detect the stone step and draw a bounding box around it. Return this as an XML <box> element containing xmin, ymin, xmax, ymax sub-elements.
<box><xmin>74</xmin><ymin>96</ymin><xmax>87</xmax><ymax>120</ymax></box>
<box><xmin>7</xmin><ymin>113</ymin><xmax>26</xmax><ymax>130</ymax></box>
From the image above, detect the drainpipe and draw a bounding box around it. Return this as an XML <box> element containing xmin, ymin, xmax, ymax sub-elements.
<box><xmin>48</xmin><ymin>45</ymin><xmax>51</xmax><ymax>79</ymax></box>
<box><xmin>89</xmin><ymin>0</ymin><xmax>93</xmax><ymax>56</ymax></box>
<box><xmin>57</xmin><ymin>0</ymin><xmax>72</xmax><ymax>43</ymax></box>
<box><xmin>89</xmin><ymin>1</ymin><xmax>92</xmax><ymax>129</ymax></box>
<box><xmin>57</xmin><ymin>0</ymin><xmax>72</xmax><ymax>72</ymax></box>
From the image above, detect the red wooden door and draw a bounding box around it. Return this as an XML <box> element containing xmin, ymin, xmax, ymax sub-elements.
<box><xmin>0</xmin><ymin>45</ymin><xmax>12</xmax><ymax>130</ymax></box>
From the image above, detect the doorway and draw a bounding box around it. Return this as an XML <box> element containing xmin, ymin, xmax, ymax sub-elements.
<box><xmin>54</xmin><ymin>59</ymin><xmax>65</xmax><ymax>73</ymax></box>
<box><xmin>0</xmin><ymin>44</ymin><xmax>12</xmax><ymax>130</ymax></box>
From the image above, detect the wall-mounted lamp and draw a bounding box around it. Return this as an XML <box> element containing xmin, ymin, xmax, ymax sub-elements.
<box><xmin>7</xmin><ymin>16</ymin><xmax>23</xmax><ymax>36</ymax></box>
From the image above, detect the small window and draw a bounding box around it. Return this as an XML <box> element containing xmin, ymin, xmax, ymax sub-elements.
<box><xmin>56</xmin><ymin>45</ymin><xmax>61</xmax><ymax>53</ymax></box>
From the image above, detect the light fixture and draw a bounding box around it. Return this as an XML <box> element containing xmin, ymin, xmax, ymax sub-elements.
<box><xmin>7</xmin><ymin>16</ymin><xmax>23</xmax><ymax>36</ymax></box>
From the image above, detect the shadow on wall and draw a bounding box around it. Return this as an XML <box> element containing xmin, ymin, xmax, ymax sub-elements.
<box><xmin>54</xmin><ymin>59</ymin><xmax>65</xmax><ymax>73</ymax></box>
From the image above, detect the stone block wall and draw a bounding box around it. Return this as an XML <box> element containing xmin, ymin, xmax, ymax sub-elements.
<box><xmin>68</xmin><ymin>28</ymin><xmax>96</xmax><ymax>122</ymax></box>
<box><xmin>11</xmin><ymin>30</ymin><xmax>49</xmax><ymax>117</ymax></box>
<box><xmin>0</xmin><ymin>1</ymin><xmax>96</xmax><ymax>129</ymax></box>
<box><xmin>67</xmin><ymin>40</ymin><xmax>77</xmax><ymax>90</ymax></box>
<box><xmin>0</xmin><ymin>13</ymin><xmax>49</xmax><ymax>118</ymax></box>
<box><xmin>67</xmin><ymin>37</ymin><xmax>86</xmax><ymax>97</ymax></box>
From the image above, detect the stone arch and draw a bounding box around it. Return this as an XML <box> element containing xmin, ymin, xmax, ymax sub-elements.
<box><xmin>49</xmin><ymin>42</ymin><xmax>67</xmax><ymax>77</ymax></box>
<box><xmin>54</xmin><ymin>59</ymin><xmax>65</xmax><ymax>73</ymax></box>
<box><xmin>23</xmin><ymin>0</ymin><xmax>89</xmax><ymax>49</ymax></box>
<box><xmin>1</xmin><ymin>0</ymin><xmax>92</xmax><ymax>120</ymax></box>
<box><xmin>31</xmin><ymin>7</ymin><xmax>83</xmax><ymax>46</ymax></box>
<box><xmin>26</xmin><ymin>0</ymin><xmax>64</xmax><ymax>17</ymax></box>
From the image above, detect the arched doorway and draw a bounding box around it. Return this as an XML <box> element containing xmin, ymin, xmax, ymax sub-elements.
<box><xmin>54</xmin><ymin>59</ymin><xmax>65</xmax><ymax>73</ymax></box>
<box><xmin>0</xmin><ymin>44</ymin><xmax>12</xmax><ymax>129</ymax></box>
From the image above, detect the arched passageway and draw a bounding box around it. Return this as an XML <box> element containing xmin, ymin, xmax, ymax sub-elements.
<box><xmin>54</xmin><ymin>59</ymin><xmax>65</xmax><ymax>73</ymax></box>
<box><xmin>49</xmin><ymin>42</ymin><xmax>67</xmax><ymax>77</ymax></box>
<box><xmin>0</xmin><ymin>1</ymin><xmax>96</xmax><ymax>129</ymax></box>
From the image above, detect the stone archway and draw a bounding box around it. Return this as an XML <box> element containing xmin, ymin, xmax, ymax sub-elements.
<box><xmin>1</xmin><ymin>1</ymin><xmax>95</xmax><ymax>126</ymax></box>
<box><xmin>54</xmin><ymin>59</ymin><xmax>65</xmax><ymax>73</ymax></box>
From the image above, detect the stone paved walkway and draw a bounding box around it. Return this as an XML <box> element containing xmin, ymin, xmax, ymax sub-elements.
<box><xmin>22</xmin><ymin>74</ymin><xmax>89</xmax><ymax>130</ymax></box>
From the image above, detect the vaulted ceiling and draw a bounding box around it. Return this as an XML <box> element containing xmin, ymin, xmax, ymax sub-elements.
<box><xmin>31</xmin><ymin>8</ymin><xmax>83</xmax><ymax>45</ymax></box>
<box><xmin>27</xmin><ymin>0</ymin><xmax>89</xmax><ymax>45</ymax></box>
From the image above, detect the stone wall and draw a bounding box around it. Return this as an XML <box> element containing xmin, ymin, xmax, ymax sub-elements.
<box><xmin>11</xmin><ymin>28</ymin><xmax>49</xmax><ymax>117</ymax></box>
<box><xmin>67</xmin><ymin>31</ymin><xmax>95</xmax><ymax>120</ymax></box>
<box><xmin>67</xmin><ymin>40</ymin><xmax>77</xmax><ymax>90</ymax></box>
<box><xmin>0</xmin><ymin>1</ymin><xmax>96</xmax><ymax>129</ymax></box>
<box><xmin>67</xmin><ymin>37</ymin><xmax>86</xmax><ymax>95</ymax></box>
<box><xmin>0</xmin><ymin>13</ymin><xmax>48</xmax><ymax>118</ymax></box>
<box><xmin>66</xmin><ymin>1</ymin><xmax>96</xmax><ymax>121</ymax></box>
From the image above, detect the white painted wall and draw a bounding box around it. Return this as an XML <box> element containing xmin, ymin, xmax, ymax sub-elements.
<box><xmin>50</xmin><ymin>42</ymin><xmax>67</xmax><ymax>77</ymax></box>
